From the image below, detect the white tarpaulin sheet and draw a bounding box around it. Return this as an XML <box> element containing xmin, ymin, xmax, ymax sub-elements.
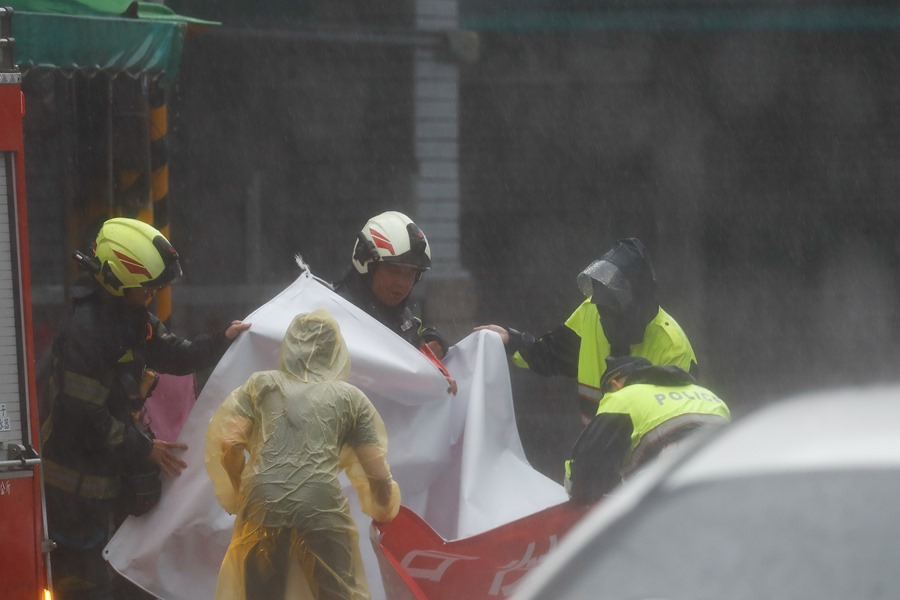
<box><xmin>106</xmin><ymin>271</ymin><xmax>567</xmax><ymax>599</ymax></box>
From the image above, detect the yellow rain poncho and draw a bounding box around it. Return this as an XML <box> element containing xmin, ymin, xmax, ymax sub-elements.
<box><xmin>206</xmin><ymin>309</ymin><xmax>401</xmax><ymax>600</ymax></box>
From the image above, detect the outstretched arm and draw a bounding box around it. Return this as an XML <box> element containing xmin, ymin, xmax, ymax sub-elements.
<box><xmin>476</xmin><ymin>323</ymin><xmax>580</xmax><ymax>378</ymax></box>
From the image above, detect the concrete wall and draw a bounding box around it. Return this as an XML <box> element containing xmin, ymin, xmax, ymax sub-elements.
<box><xmin>460</xmin><ymin>30</ymin><xmax>900</xmax><ymax>476</ymax></box>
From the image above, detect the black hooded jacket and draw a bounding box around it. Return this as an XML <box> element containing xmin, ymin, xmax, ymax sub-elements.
<box><xmin>333</xmin><ymin>268</ymin><xmax>448</xmax><ymax>355</ymax></box>
<box><xmin>506</xmin><ymin>238</ymin><xmax>697</xmax><ymax>380</ymax></box>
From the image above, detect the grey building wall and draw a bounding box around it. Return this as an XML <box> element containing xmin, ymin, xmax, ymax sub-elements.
<box><xmin>413</xmin><ymin>0</ymin><xmax>475</xmax><ymax>343</ymax></box>
<box><xmin>460</xmin><ymin>30</ymin><xmax>900</xmax><ymax>476</ymax></box>
<box><xmin>167</xmin><ymin>20</ymin><xmax>419</xmax><ymax>325</ymax></box>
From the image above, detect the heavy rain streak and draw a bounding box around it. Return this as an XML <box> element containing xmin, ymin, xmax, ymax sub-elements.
<box><xmin>13</xmin><ymin>5</ymin><xmax>900</xmax><ymax>599</ymax></box>
<box><xmin>20</xmin><ymin>1</ymin><xmax>900</xmax><ymax>480</ymax></box>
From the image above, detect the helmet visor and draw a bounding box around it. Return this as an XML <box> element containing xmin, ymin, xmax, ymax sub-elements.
<box><xmin>577</xmin><ymin>259</ymin><xmax>633</xmax><ymax>313</ymax></box>
<box><xmin>381</xmin><ymin>222</ymin><xmax>431</xmax><ymax>271</ymax></box>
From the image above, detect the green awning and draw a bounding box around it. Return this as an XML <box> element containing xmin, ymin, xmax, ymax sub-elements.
<box><xmin>7</xmin><ymin>1</ymin><xmax>218</xmax><ymax>86</ymax></box>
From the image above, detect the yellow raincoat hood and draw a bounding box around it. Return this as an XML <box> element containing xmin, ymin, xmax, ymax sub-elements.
<box><xmin>278</xmin><ymin>309</ymin><xmax>352</xmax><ymax>384</ymax></box>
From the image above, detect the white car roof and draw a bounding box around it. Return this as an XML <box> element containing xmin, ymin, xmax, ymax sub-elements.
<box><xmin>512</xmin><ymin>384</ymin><xmax>900</xmax><ymax>600</ymax></box>
<box><xmin>668</xmin><ymin>383</ymin><xmax>900</xmax><ymax>487</ymax></box>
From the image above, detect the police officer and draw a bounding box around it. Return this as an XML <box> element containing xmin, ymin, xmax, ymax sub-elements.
<box><xmin>41</xmin><ymin>218</ymin><xmax>250</xmax><ymax>599</ymax></box>
<box><xmin>565</xmin><ymin>356</ymin><xmax>730</xmax><ymax>504</ymax></box>
<box><xmin>476</xmin><ymin>238</ymin><xmax>698</xmax><ymax>423</ymax></box>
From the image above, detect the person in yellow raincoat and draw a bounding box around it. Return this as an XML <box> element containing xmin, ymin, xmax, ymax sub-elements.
<box><xmin>205</xmin><ymin>309</ymin><xmax>401</xmax><ymax>600</ymax></box>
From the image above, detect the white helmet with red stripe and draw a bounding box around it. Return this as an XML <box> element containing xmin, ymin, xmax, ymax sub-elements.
<box><xmin>351</xmin><ymin>211</ymin><xmax>431</xmax><ymax>275</ymax></box>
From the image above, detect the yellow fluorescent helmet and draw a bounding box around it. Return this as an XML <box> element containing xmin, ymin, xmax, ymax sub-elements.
<box><xmin>93</xmin><ymin>218</ymin><xmax>182</xmax><ymax>296</ymax></box>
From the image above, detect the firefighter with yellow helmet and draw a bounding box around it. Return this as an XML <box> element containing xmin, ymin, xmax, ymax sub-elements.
<box><xmin>41</xmin><ymin>218</ymin><xmax>250</xmax><ymax>599</ymax></box>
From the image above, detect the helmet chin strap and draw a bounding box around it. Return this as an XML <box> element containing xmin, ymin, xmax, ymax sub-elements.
<box><xmin>99</xmin><ymin>263</ymin><xmax>125</xmax><ymax>295</ymax></box>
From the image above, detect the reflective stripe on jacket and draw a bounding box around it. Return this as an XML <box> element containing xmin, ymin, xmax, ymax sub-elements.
<box><xmin>43</xmin><ymin>458</ymin><xmax>120</xmax><ymax>500</ymax></box>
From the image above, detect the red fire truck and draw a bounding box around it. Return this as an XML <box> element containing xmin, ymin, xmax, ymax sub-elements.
<box><xmin>0</xmin><ymin>7</ymin><xmax>53</xmax><ymax>599</ymax></box>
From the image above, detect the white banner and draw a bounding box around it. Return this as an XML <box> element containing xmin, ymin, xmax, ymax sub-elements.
<box><xmin>106</xmin><ymin>271</ymin><xmax>567</xmax><ymax>600</ymax></box>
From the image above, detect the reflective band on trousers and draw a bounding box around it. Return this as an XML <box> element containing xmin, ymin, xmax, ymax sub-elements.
<box><xmin>43</xmin><ymin>458</ymin><xmax>120</xmax><ymax>500</ymax></box>
<box><xmin>624</xmin><ymin>413</ymin><xmax>728</xmax><ymax>475</ymax></box>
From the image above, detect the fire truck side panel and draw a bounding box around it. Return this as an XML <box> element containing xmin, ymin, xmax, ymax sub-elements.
<box><xmin>0</xmin><ymin>15</ymin><xmax>50</xmax><ymax>596</ymax></box>
<box><xmin>0</xmin><ymin>472</ymin><xmax>42</xmax><ymax>599</ymax></box>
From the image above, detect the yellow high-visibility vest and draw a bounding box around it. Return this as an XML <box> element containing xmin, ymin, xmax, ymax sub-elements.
<box><xmin>521</xmin><ymin>299</ymin><xmax>697</xmax><ymax>403</ymax></box>
<box><xmin>599</xmin><ymin>382</ymin><xmax>730</xmax><ymax>448</ymax></box>
<box><xmin>563</xmin><ymin>379</ymin><xmax>730</xmax><ymax>494</ymax></box>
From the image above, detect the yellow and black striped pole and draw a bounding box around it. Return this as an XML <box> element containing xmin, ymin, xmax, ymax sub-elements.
<box><xmin>148</xmin><ymin>81</ymin><xmax>173</xmax><ymax>322</ymax></box>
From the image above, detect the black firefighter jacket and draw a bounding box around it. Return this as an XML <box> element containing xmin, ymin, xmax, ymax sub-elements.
<box><xmin>41</xmin><ymin>274</ymin><xmax>232</xmax><ymax>543</ymax></box>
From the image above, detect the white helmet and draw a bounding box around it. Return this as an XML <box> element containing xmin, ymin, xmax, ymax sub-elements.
<box><xmin>351</xmin><ymin>211</ymin><xmax>431</xmax><ymax>275</ymax></box>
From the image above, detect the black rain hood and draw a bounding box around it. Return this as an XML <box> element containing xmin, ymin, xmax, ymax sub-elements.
<box><xmin>579</xmin><ymin>238</ymin><xmax>659</xmax><ymax>352</ymax></box>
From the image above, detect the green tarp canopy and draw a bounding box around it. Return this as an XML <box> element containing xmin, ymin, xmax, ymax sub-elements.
<box><xmin>7</xmin><ymin>1</ymin><xmax>218</xmax><ymax>86</ymax></box>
